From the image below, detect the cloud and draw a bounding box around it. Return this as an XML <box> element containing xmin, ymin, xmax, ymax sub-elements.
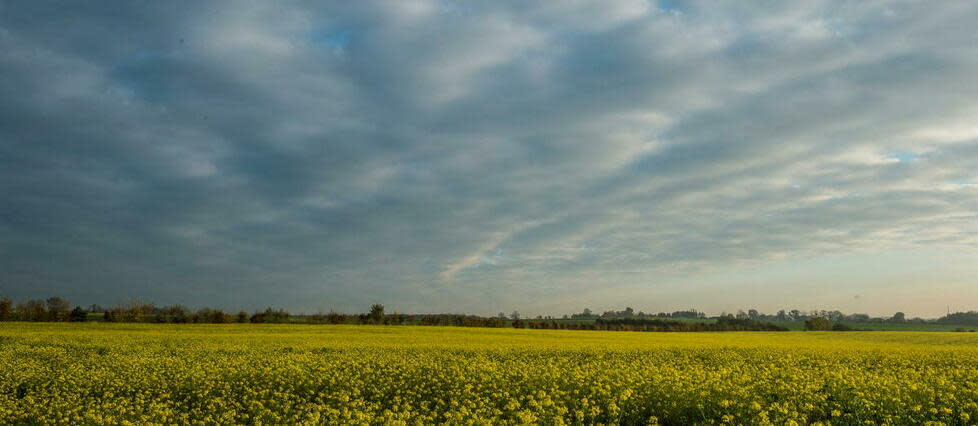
<box><xmin>2</xmin><ymin>1</ymin><xmax>978</xmax><ymax>315</ymax></box>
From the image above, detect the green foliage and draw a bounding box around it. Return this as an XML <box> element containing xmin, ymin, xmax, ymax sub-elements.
<box><xmin>68</xmin><ymin>307</ymin><xmax>88</xmax><ymax>322</ymax></box>
<box><xmin>16</xmin><ymin>299</ymin><xmax>47</xmax><ymax>322</ymax></box>
<box><xmin>594</xmin><ymin>316</ymin><xmax>788</xmax><ymax>331</ymax></box>
<box><xmin>938</xmin><ymin>311</ymin><xmax>978</xmax><ymax>326</ymax></box>
<box><xmin>0</xmin><ymin>297</ymin><xmax>11</xmax><ymax>321</ymax></box>
<box><xmin>250</xmin><ymin>308</ymin><xmax>290</xmax><ymax>324</ymax></box>
<box><xmin>46</xmin><ymin>297</ymin><xmax>70</xmax><ymax>321</ymax></box>
<box><xmin>831</xmin><ymin>322</ymin><xmax>854</xmax><ymax>331</ymax></box>
<box><xmin>805</xmin><ymin>317</ymin><xmax>833</xmax><ymax>331</ymax></box>
<box><xmin>369</xmin><ymin>304</ymin><xmax>385</xmax><ymax>324</ymax></box>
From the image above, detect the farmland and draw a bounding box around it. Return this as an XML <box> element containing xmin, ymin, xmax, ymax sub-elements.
<box><xmin>2</xmin><ymin>324</ymin><xmax>978</xmax><ymax>424</ymax></box>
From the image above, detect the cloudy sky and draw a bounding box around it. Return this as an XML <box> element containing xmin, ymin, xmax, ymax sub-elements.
<box><xmin>2</xmin><ymin>1</ymin><xmax>978</xmax><ymax>317</ymax></box>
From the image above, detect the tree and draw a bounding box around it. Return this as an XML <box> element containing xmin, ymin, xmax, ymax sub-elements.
<box><xmin>890</xmin><ymin>312</ymin><xmax>906</xmax><ymax>323</ymax></box>
<box><xmin>369</xmin><ymin>304</ymin><xmax>385</xmax><ymax>324</ymax></box>
<box><xmin>582</xmin><ymin>308</ymin><xmax>592</xmax><ymax>317</ymax></box>
<box><xmin>117</xmin><ymin>299</ymin><xmax>155</xmax><ymax>322</ymax></box>
<box><xmin>69</xmin><ymin>306</ymin><xmax>88</xmax><ymax>322</ymax></box>
<box><xmin>196</xmin><ymin>308</ymin><xmax>227</xmax><ymax>323</ymax></box>
<box><xmin>46</xmin><ymin>297</ymin><xmax>71</xmax><ymax>321</ymax></box>
<box><xmin>776</xmin><ymin>310</ymin><xmax>789</xmax><ymax>321</ymax></box>
<box><xmin>510</xmin><ymin>311</ymin><xmax>520</xmax><ymax>321</ymax></box>
<box><xmin>748</xmin><ymin>309</ymin><xmax>760</xmax><ymax>320</ymax></box>
<box><xmin>250</xmin><ymin>307</ymin><xmax>289</xmax><ymax>323</ymax></box>
<box><xmin>158</xmin><ymin>305</ymin><xmax>190</xmax><ymax>323</ymax></box>
<box><xmin>17</xmin><ymin>299</ymin><xmax>47</xmax><ymax>321</ymax></box>
<box><xmin>0</xmin><ymin>297</ymin><xmax>12</xmax><ymax>321</ymax></box>
<box><xmin>937</xmin><ymin>311</ymin><xmax>978</xmax><ymax>326</ymax></box>
<box><xmin>804</xmin><ymin>317</ymin><xmax>833</xmax><ymax>331</ymax></box>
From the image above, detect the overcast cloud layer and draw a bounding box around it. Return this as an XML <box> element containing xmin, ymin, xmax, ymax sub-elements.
<box><xmin>2</xmin><ymin>1</ymin><xmax>978</xmax><ymax>316</ymax></box>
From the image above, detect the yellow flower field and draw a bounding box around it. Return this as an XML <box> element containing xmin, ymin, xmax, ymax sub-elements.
<box><xmin>1</xmin><ymin>323</ymin><xmax>977</xmax><ymax>425</ymax></box>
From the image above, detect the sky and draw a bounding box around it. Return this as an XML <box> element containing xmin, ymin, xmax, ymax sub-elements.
<box><xmin>2</xmin><ymin>1</ymin><xmax>978</xmax><ymax>317</ymax></box>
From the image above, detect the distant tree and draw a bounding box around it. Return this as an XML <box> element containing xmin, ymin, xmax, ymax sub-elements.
<box><xmin>69</xmin><ymin>306</ymin><xmax>88</xmax><ymax>322</ymax></box>
<box><xmin>17</xmin><ymin>299</ymin><xmax>47</xmax><ymax>321</ymax></box>
<box><xmin>775</xmin><ymin>310</ymin><xmax>789</xmax><ymax>321</ymax></box>
<box><xmin>889</xmin><ymin>312</ymin><xmax>906</xmax><ymax>323</ymax></box>
<box><xmin>251</xmin><ymin>307</ymin><xmax>290</xmax><ymax>323</ymax></box>
<box><xmin>46</xmin><ymin>297</ymin><xmax>71</xmax><ymax>321</ymax></box>
<box><xmin>327</xmin><ymin>311</ymin><xmax>347</xmax><ymax>324</ymax></box>
<box><xmin>582</xmin><ymin>308</ymin><xmax>592</xmax><ymax>317</ymax></box>
<box><xmin>831</xmin><ymin>322</ymin><xmax>854</xmax><ymax>331</ymax></box>
<box><xmin>804</xmin><ymin>317</ymin><xmax>833</xmax><ymax>331</ymax></box>
<box><xmin>623</xmin><ymin>307</ymin><xmax>635</xmax><ymax>317</ymax></box>
<box><xmin>158</xmin><ymin>305</ymin><xmax>189</xmax><ymax>323</ymax></box>
<box><xmin>369</xmin><ymin>304</ymin><xmax>385</xmax><ymax>324</ymax></box>
<box><xmin>669</xmin><ymin>310</ymin><xmax>705</xmax><ymax>319</ymax></box>
<box><xmin>0</xmin><ymin>297</ymin><xmax>12</xmax><ymax>321</ymax></box>
<box><xmin>236</xmin><ymin>311</ymin><xmax>249</xmax><ymax>323</ymax></box>
<box><xmin>196</xmin><ymin>308</ymin><xmax>227</xmax><ymax>323</ymax></box>
<box><xmin>937</xmin><ymin>311</ymin><xmax>978</xmax><ymax>326</ymax></box>
<box><xmin>510</xmin><ymin>311</ymin><xmax>520</xmax><ymax>321</ymax></box>
<box><xmin>748</xmin><ymin>309</ymin><xmax>760</xmax><ymax>320</ymax></box>
<box><xmin>118</xmin><ymin>299</ymin><xmax>155</xmax><ymax>322</ymax></box>
<box><xmin>497</xmin><ymin>312</ymin><xmax>507</xmax><ymax>320</ymax></box>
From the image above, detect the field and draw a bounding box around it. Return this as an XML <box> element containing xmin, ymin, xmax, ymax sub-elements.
<box><xmin>2</xmin><ymin>324</ymin><xmax>978</xmax><ymax>424</ymax></box>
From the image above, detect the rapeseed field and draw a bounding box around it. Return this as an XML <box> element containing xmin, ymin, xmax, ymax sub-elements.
<box><xmin>1</xmin><ymin>323</ymin><xmax>977</xmax><ymax>424</ymax></box>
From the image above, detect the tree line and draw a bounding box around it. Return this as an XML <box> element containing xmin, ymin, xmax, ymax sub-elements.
<box><xmin>0</xmin><ymin>298</ymin><xmax>512</xmax><ymax>327</ymax></box>
<box><xmin>566</xmin><ymin>307</ymin><xmax>934</xmax><ymax>324</ymax></box>
<box><xmin>2</xmin><ymin>296</ymin><xmax>975</xmax><ymax>331</ymax></box>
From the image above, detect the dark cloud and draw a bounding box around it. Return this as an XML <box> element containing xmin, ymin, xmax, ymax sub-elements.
<box><xmin>2</xmin><ymin>1</ymin><xmax>978</xmax><ymax>315</ymax></box>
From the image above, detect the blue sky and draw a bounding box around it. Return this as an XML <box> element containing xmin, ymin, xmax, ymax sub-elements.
<box><xmin>2</xmin><ymin>1</ymin><xmax>977</xmax><ymax>316</ymax></box>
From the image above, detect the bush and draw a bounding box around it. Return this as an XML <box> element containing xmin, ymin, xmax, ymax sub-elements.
<box><xmin>805</xmin><ymin>317</ymin><xmax>833</xmax><ymax>331</ymax></box>
<box><xmin>69</xmin><ymin>307</ymin><xmax>88</xmax><ymax>322</ymax></box>
<box><xmin>831</xmin><ymin>323</ymin><xmax>853</xmax><ymax>331</ymax></box>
